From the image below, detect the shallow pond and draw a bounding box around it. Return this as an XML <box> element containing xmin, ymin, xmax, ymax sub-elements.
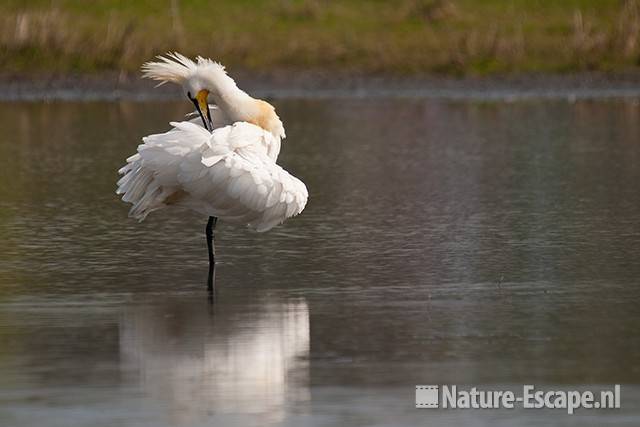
<box><xmin>0</xmin><ymin>97</ymin><xmax>639</xmax><ymax>426</ymax></box>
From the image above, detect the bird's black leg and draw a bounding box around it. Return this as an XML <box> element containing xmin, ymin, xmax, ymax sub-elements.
<box><xmin>206</xmin><ymin>216</ymin><xmax>218</xmax><ymax>295</ymax></box>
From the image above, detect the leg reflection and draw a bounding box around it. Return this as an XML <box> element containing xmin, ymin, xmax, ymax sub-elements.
<box><xmin>205</xmin><ymin>216</ymin><xmax>218</xmax><ymax>299</ymax></box>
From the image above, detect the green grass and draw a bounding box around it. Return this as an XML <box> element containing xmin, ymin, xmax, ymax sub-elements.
<box><xmin>1</xmin><ymin>0</ymin><xmax>640</xmax><ymax>76</ymax></box>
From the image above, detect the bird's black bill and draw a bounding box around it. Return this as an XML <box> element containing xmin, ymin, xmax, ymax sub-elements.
<box><xmin>191</xmin><ymin>97</ymin><xmax>213</xmax><ymax>132</ymax></box>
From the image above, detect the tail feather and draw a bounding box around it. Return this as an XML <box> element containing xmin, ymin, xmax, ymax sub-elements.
<box><xmin>117</xmin><ymin>121</ymin><xmax>210</xmax><ymax>222</ymax></box>
<box><xmin>117</xmin><ymin>161</ymin><xmax>167</xmax><ymax>221</ymax></box>
<box><xmin>128</xmin><ymin>181</ymin><xmax>163</xmax><ymax>221</ymax></box>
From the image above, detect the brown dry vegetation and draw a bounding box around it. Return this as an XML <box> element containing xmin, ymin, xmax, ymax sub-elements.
<box><xmin>1</xmin><ymin>0</ymin><xmax>640</xmax><ymax>76</ymax></box>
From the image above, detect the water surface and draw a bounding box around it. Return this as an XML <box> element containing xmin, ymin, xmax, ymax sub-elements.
<box><xmin>0</xmin><ymin>98</ymin><xmax>639</xmax><ymax>426</ymax></box>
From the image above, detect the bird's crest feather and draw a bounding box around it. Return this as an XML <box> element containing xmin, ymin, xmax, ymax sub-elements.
<box><xmin>141</xmin><ymin>52</ymin><xmax>227</xmax><ymax>87</ymax></box>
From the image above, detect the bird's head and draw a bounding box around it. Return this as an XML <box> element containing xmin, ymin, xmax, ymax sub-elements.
<box><xmin>142</xmin><ymin>52</ymin><xmax>285</xmax><ymax>140</ymax></box>
<box><xmin>142</xmin><ymin>52</ymin><xmax>236</xmax><ymax>131</ymax></box>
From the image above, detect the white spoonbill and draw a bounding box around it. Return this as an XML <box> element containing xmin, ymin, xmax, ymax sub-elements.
<box><xmin>116</xmin><ymin>53</ymin><xmax>308</xmax><ymax>292</ymax></box>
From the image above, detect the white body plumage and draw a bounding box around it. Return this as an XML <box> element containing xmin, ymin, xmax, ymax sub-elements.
<box><xmin>117</xmin><ymin>121</ymin><xmax>307</xmax><ymax>232</ymax></box>
<box><xmin>116</xmin><ymin>53</ymin><xmax>308</xmax><ymax>232</ymax></box>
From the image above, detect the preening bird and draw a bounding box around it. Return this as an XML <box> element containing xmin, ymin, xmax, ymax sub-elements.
<box><xmin>116</xmin><ymin>53</ymin><xmax>308</xmax><ymax>292</ymax></box>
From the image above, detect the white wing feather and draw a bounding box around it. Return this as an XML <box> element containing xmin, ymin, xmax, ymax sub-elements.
<box><xmin>117</xmin><ymin>121</ymin><xmax>307</xmax><ymax>232</ymax></box>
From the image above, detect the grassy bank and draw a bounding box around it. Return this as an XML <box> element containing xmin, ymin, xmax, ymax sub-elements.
<box><xmin>1</xmin><ymin>0</ymin><xmax>640</xmax><ymax>76</ymax></box>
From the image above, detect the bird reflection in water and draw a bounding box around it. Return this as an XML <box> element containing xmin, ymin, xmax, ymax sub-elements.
<box><xmin>118</xmin><ymin>297</ymin><xmax>310</xmax><ymax>425</ymax></box>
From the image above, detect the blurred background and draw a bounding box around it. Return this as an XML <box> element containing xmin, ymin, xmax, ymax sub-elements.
<box><xmin>1</xmin><ymin>0</ymin><xmax>640</xmax><ymax>77</ymax></box>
